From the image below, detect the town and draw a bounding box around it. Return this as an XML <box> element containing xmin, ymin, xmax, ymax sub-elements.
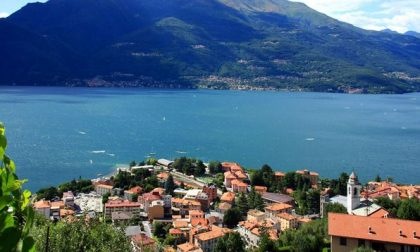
<box><xmin>32</xmin><ymin>157</ymin><xmax>420</xmax><ymax>252</ymax></box>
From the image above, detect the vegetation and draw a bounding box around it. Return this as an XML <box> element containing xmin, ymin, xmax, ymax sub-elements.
<box><xmin>208</xmin><ymin>161</ymin><xmax>223</xmax><ymax>174</ymax></box>
<box><xmin>396</xmin><ymin>198</ymin><xmax>420</xmax><ymax>221</ymax></box>
<box><xmin>223</xmin><ymin>207</ymin><xmax>242</xmax><ymax>228</ymax></box>
<box><xmin>36</xmin><ymin>179</ymin><xmax>93</xmax><ymax>201</ymax></box>
<box><xmin>164</xmin><ymin>174</ymin><xmax>175</xmax><ymax>196</ymax></box>
<box><xmin>215</xmin><ymin>232</ymin><xmax>245</xmax><ymax>252</ymax></box>
<box><xmin>324</xmin><ymin>203</ymin><xmax>347</xmax><ymax>215</ymax></box>
<box><xmin>113</xmin><ymin>168</ymin><xmax>158</xmax><ymax>192</ymax></box>
<box><xmin>173</xmin><ymin>157</ymin><xmax>206</xmax><ymax>177</ymax></box>
<box><xmin>0</xmin><ymin>123</ymin><xmax>35</xmax><ymax>251</ymax></box>
<box><xmin>32</xmin><ymin>215</ymin><xmax>131</xmax><ymax>251</ymax></box>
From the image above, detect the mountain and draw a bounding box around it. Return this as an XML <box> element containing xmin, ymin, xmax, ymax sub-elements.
<box><xmin>1</xmin><ymin>0</ymin><xmax>420</xmax><ymax>93</ymax></box>
<box><xmin>405</xmin><ymin>31</ymin><xmax>420</xmax><ymax>39</ymax></box>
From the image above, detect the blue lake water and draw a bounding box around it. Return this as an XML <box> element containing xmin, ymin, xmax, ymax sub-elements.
<box><xmin>0</xmin><ymin>87</ymin><xmax>419</xmax><ymax>191</ymax></box>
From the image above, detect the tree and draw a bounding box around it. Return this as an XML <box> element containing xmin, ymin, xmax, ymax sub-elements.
<box><xmin>374</xmin><ymin>197</ymin><xmax>399</xmax><ymax>216</ymax></box>
<box><xmin>153</xmin><ymin>222</ymin><xmax>171</xmax><ymax>240</ymax></box>
<box><xmin>353</xmin><ymin>247</ymin><xmax>374</xmax><ymax>252</ymax></box>
<box><xmin>129</xmin><ymin>160</ymin><xmax>137</xmax><ymax>168</ymax></box>
<box><xmin>194</xmin><ymin>160</ymin><xmax>206</xmax><ymax>176</ymax></box>
<box><xmin>325</xmin><ymin>202</ymin><xmax>347</xmax><ymax>215</ymax></box>
<box><xmin>209</xmin><ymin>161</ymin><xmax>222</xmax><ymax>174</ymax></box>
<box><xmin>36</xmin><ymin>186</ymin><xmax>59</xmax><ymax>200</ymax></box>
<box><xmin>165</xmin><ymin>175</ymin><xmax>175</xmax><ymax>195</ymax></box>
<box><xmin>236</xmin><ymin>193</ymin><xmax>249</xmax><ymax>217</ymax></box>
<box><xmin>0</xmin><ymin>123</ymin><xmax>35</xmax><ymax>251</ymax></box>
<box><xmin>223</xmin><ymin>207</ymin><xmax>242</xmax><ymax>228</ymax></box>
<box><xmin>215</xmin><ymin>232</ymin><xmax>245</xmax><ymax>252</ymax></box>
<box><xmin>374</xmin><ymin>174</ymin><xmax>381</xmax><ymax>182</ymax></box>
<box><xmin>102</xmin><ymin>192</ymin><xmax>111</xmax><ymax>204</ymax></box>
<box><xmin>146</xmin><ymin>158</ymin><xmax>157</xmax><ymax>166</ymax></box>
<box><xmin>32</xmin><ymin>217</ymin><xmax>131</xmax><ymax>251</ymax></box>
<box><xmin>397</xmin><ymin>198</ymin><xmax>420</xmax><ymax>221</ymax></box>
<box><xmin>258</xmin><ymin>232</ymin><xmax>277</xmax><ymax>252</ymax></box>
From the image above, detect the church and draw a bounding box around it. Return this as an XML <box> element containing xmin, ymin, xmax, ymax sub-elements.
<box><xmin>320</xmin><ymin>171</ymin><xmax>389</xmax><ymax>218</ymax></box>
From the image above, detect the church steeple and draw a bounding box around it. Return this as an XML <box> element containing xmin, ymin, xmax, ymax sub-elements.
<box><xmin>347</xmin><ymin>171</ymin><xmax>362</xmax><ymax>214</ymax></box>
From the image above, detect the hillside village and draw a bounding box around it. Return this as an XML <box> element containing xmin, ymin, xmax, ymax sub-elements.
<box><xmin>33</xmin><ymin>158</ymin><xmax>420</xmax><ymax>252</ymax></box>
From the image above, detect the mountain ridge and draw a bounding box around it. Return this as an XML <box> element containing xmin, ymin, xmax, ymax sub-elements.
<box><xmin>1</xmin><ymin>0</ymin><xmax>420</xmax><ymax>93</ymax></box>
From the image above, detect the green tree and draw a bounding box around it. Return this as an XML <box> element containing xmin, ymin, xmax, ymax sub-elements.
<box><xmin>236</xmin><ymin>193</ymin><xmax>249</xmax><ymax>217</ymax></box>
<box><xmin>153</xmin><ymin>222</ymin><xmax>171</xmax><ymax>240</ymax></box>
<box><xmin>397</xmin><ymin>198</ymin><xmax>420</xmax><ymax>221</ymax></box>
<box><xmin>146</xmin><ymin>158</ymin><xmax>158</xmax><ymax>166</ymax></box>
<box><xmin>209</xmin><ymin>161</ymin><xmax>223</xmax><ymax>174</ymax></box>
<box><xmin>165</xmin><ymin>175</ymin><xmax>175</xmax><ymax>196</ymax></box>
<box><xmin>194</xmin><ymin>160</ymin><xmax>206</xmax><ymax>176</ymax></box>
<box><xmin>0</xmin><ymin>123</ymin><xmax>35</xmax><ymax>252</ymax></box>
<box><xmin>32</xmin><ymin>217</ymin><xmax>131</xmax><ymax>251</ymax></box>
<box><xmin>102</xmin><ymin>192</ymin><xmax>111</xmax><ymax>204</ymax></box>
<box><xmin>129</xmin><ymin>160</ymin><xmax>137</xmax><ymax>168</ymax></box>
<box><xmin>374</xmin><ymin>174</ymin><xmax>381</xmax><ymax>182</ymax></box>
<box><xmin>36</xmin><ymin>186</ymin><xmax>59</xmax><ymax>200</ymax></box>
<box><xmin>325</xmin><ymin>202</ymin><xmax>347</xmax><ymax>215</ymax></box>
<box><xmin>215</xmin><ymin>232</ymin><xmax>245</xmax><ymax>252</ymax></box>
<box><xmin>374</xmin><ymin>197</ymin><xmax>399</xmax><ymax>216</ymax></box>
<box><xmin>258</xmin><ymin>232</ymin><xmax>277</xmax><ymax>252</ymax></box>
<box><xmin>353</xmin><ymin>247</ymin><xmax>374</xmax><ymax>252</ymax></box>
<box><xmin>223</xmin><ymin>207</ymin><xmax>242</xmax><ymax>228</ymax></box>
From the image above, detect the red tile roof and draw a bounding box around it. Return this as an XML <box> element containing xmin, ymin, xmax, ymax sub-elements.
<box><xmin>220</xmin><ymin>192</ymin><xmax>235</xmax><ymax>202</ymax></box>
<box><xmin>328</xmin><ymin>213</ymin><xmax>420</xmax><ymax>246</ymax></box>
<box><xmin>105</xmin><ymin>199</ymin><xmax>141</xmax><ymax>208</ymax></box>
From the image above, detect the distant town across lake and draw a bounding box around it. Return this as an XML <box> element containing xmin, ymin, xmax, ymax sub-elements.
<box><xmin>1</xmin><ymin>87</ymin><xmax>419</xmax><ymax>191</ymax></box>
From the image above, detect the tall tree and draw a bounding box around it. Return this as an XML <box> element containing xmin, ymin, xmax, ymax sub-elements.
<box><xmin>397</xmin><ymin>198</ymin><xmax>420</xmax><ymax>221</ymax></box>
<box><xmin>223</xmin><ymin>208</ymin><xmax>242</xmax><ymax>228</ymax></box>
<box><xmin>209</xmin><ymin>161</ymin><xmax>222</xmax><ymax>174</ymax></box>
<box><xmin>165</xmin><ymin>174</ymin><xmax>175</xmax><ymax>196</ymax></box>
<box><xmin>215</xmin><ymin>232</ymin><xmax>245</xmax><ymax>252</ymax></box>
<box><xmin>236</xmin><ymin>193</ymin><xmax>249</xmax><ymax>217</ymax></box>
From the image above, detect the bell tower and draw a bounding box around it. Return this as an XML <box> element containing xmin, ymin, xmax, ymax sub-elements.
<box><xmin>347</xmin><ymin>171</ymin><xmax>361</xmax><ymax>214</ymax></box>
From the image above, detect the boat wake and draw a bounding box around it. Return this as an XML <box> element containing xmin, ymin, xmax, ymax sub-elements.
<box><xmin>91</xmin><ymin>150</ymin><xmax>106</xmax><ymax>154</ymax></box>
<box><xmin>305</xmin><ymin>138</ymin><xmax>315</xmax><ymax>141</ymax></box>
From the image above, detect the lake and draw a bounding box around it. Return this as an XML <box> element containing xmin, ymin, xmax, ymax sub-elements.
<box><xmin>0</xmin><ymin>87</ymin><xmax>419</xmax><ymax>191</ymax></box>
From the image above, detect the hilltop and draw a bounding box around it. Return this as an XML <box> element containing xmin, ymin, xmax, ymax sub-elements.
<box><xmin>1</xmin><ymin>0</ymin><xmax>420</xmax><ymax>93</ymax></box>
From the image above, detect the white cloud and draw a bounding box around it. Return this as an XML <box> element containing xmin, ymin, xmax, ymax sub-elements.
<box><xmin>0</xmin><ymin>12</ymin><xmax>9</xmax><ymax>18</ymax></box>
<box><xmin>290</xmin><ymin>0</ymin><xmax>420</xmax><ymax>33</ymax></box>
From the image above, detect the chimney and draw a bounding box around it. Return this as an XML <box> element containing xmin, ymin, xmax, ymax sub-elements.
<box><xmin>368</xmin><ymin>226</ymin><xmax>372</xmax><ymax>233</ymax></box>
<box><xmin>399</xmin><ymin>230</ymin><xmax>403</xmax><ymax>236</ymax></box>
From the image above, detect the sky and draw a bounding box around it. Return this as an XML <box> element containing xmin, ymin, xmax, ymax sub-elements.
<box><xmin>0</xmin><ymin>0</ymin><xmax>419</xmax><ymax>33</ymax></box>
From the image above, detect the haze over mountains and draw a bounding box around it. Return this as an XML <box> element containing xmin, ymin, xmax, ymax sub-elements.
<box><xmin>1</xmin><ymin>0</ymin><xmax>420</xmax><ymax>93</ymax></box>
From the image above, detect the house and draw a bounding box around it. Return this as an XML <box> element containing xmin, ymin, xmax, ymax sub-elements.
<box><xmin>328</xmin><ymin>213</ymin><xmax>420</xmax><ymax>252</ymax></box>
<box><xmin>194</xmin><ymin>225</ymin><xmax>231</xmax><ymax>252</ymax></box>
<box><xmin>132</xmin><ymin>233</ymin><xmax>157</xmax><ymax>252</ymax></box>
<box><xmin>147</xmin><ymin>200</ymin><xmax>165</xmax><ymax>220</ymax></box>
<box><xmin>247</xmin><ymin>209</ymin><xmax>266</xmax><ymax>222</ymax></box>
<box><xmin>254</xmin><ymin>186</ymin><xmax>267</xmax><ymax>194</ymax></box>
<box><xmin>202</xmin><ymin>185</ymin><xmax>217</xmax><ymax>203</ymax></box>
<box><xmin>124</xmin><ymin>186</ymin><xmax>143</xmax><ymax>201</ymax></box>
<box><xmin>296</xmin><ymin>169</ymin><xmax>319</xmax><ymax>186</ymax></box>
<box><xmin>172</xmin><ymin>198</ymin><xmax>202</xmax><ymax>216</ymax></box>
<box><xmin>217</xmin><ymin>202</ymin><xmax>232</xmax><ymax>214</ymax></box>
<box><xmin>277</xmin><ymin>213</ymin><xmax>298</xmax><ymax>231</ymax></box>
<box><xmin>104</xmin><ymin>199</ymin><xmax>141</xmax><ymax>219</ymax></box>
<box><xmin>231</xmin><ymin>179</ymin><xmax>248</xmax><ymax>193</ymax></box>
<box><xmin>177</xmin><ymin>243</ymin><xmax>202</xmax><ymax>252</ymax></box>
<box><xmin>238</xmin><ymin>220</ymin><xmax>278</xmax><ymax>248</ymax></box>
<box><xmin>33</xmin><ymin>200</ymin><xmax>51</xmax><ymax>219</ymax></box>
<box><xmin>139</xmin><ymin>192</ymin><xmax>162</xmax><ymax>213</ymax></box>
<box><xmin>220</xmin><ymin>192</ymin><xmax>235</xmax><ymax>204</ymax></box>
<box><xmin>95</xmin><ymin>184</ymin><xmax>113</xmax><ymax>196</ymax></box>
<box><xmin>62</xmin><ymin>191</ymin><xmax>75</xmax><ymax>207</ymax></box>
<box><xmin>274</xmin><ymin>172</ymin><xmax>285</xmax><ymax>182</ymax></box>
<box><xmin>264</xmin><ymin>203</ymin><xmax>293</xmax><ymax>219</ymax></box>
<box><xmin>50</xmin><ymin>201</ymin><xmax>65</xmax><ymax>220</ymax></box>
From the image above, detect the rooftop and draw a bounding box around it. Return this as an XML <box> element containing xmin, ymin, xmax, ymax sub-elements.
<box><xmin>262</xmin><ymin>192</ymin><xmax>293</xmax><ymax>204</ymax></box>
<box><xmin>265</xmin><ymin>202</ymin><xmax>293</xmax><ymax>212</ymax></box>
<box><xmin>195</xmin><ymin>225</ymin><xmax>230</xmax><ymax>241</ymax></box>
<box><xmin>220</xmin><ymin>192</ymin><xmax>235</xmax><ymax>202</ymax></box>
<box><xmin>328</xmin><ymin>213</ymin><xmax>420</xmax><ymax>246</ymax></box>
<box><xmin>277</xmin><ymin>212</ymin><xmax>297</xmax><ymax>221</ymax></box>
<box><xmin>177</xmin><ymin>243</ymin><xmax>201</xmax><ymax>252</ymax></box>
<box><xmin>105</xmin><ymin>199</ymin><xmax>141</xmax><ymax>208</ymax></box>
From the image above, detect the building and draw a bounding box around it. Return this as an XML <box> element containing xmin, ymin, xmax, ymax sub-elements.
<box><xmin>62</xmin><ymin>191</ymin><xmax>75</xmax><ymax>207</ymax></box>
<box><xmin>217</xmin><ymin>202</ymin><xmax>232</xmax><ymax>214</ymax></box>
<box><xmin>296</xmin><ymin>169</ymin><xmax>319</xmax><ymax>186</ymax></box>
<box><xmin>139</xmin><ymin>192</ymin><xmax>162</xmax><ymax>213</ymax></box>
<box><xmin>172</xmin><ymin>198</ymin><xmax>202</xmax><ymax>216</ymax></box>
<box><xmin>265</xmin><ymin>203</ymin><xmax>293</xmax><ymax>219</ymax></box>
<box><xmin>261</xmin><ymin>192</ymin><xmax>294</xmax><ymax>205</ymax></box>
<box><xmin>104</xmin><ymin>199</ymin><xmax>141</xmax><ymax>219</ymax></box>
<box><xmin>95</xmin><ymin>184</ymin><xmax>113</xmax><ymax>196</ymax></box>
<box><xmin>277</xmin><ymin>213</ymin><xmax>298</xmax><ymax>231</ymax></box>
<box><xmin>124</xmin><ymin>186</ymin><xmax>143</xmax><ymax>201</ymax></box>
<box><xmin>247</xmin><ymin>209</ymin><xmax>266</xmax><ymax>222</ymax></box>
<box><xmin>177</xmin><ymin>243</ymin><xmax>202</xmax><ymax>252</ymax></box>
<box><xmin>220</xmin><ymin>192</ymin><xmax>235</xmax><ymax>204</ymax></box>
<box><xmin>158</xmin><ymin>159</ymin><xmax>174</xmax><ymax>168</ymax></box>
<box><xmin>202</xmin><ymin>185</ymin><xmax>217</xmax><ymax>203</ymax></box>
<box><xmin>194</xmin><ymin>225</ymin><xmax>230</xmax><ymax>252</ymax></box>
<box><xmin>147</xmin><ymin>200</ymin><xmax>165</xmax><ymax>220</ymax></box>
<box><xmin>132</xmin><ymin>233</ymin><xmax>157</xmax><ymax>252</ymax></box>
<box><xmin>50</xmin><ymin>201</ymin><xmax>64</xmax><ymax>220</ymax></box>
<box><xmin>33</xmin><ymin>200</ymin><xmax>51</xmax><ymax>219</ymax></box>
<box><xmin>238</xmin><ymin>220</ymin><xmax>278</xmax><ymax>248</ymax></box>
<box><xmin>328</xmin><ymin>213</ymin><xmax>420</xmax><ymax>252</ymax></box>
<box><xmin>274</xmin><ymin>172</ymin><xmax>285</xmax><ymax>182</ymax></box>
<box><xmin>320</xmin><ymin>171</ymin><xmax>389</xmax><ymax>218</ymax></box>
<box><xmin>254</xmin><ymin>186</ymin><xmax>268</xmax><ymax>194</ymax></box>
<box><xmin>231</xmin><ymin>179</ymin><xmax>248</xmax><ymax>193</ymax></box>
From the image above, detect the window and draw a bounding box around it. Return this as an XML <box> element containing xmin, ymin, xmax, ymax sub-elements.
<box><xmin>358</xmin><ymin>239</ymin><xmax>365</xmax><ymax>247</ymax></box>
<box><xmin>340</xmin><ymin>237</ymin><xmax>347</xmax><ymax>246</ymax></box>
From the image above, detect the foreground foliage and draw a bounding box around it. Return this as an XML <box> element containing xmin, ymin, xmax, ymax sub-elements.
<box><xmin>0</xmin><ymin>123</ymin><xmax>35</xmax><ymax>251</ymax></box>
<box><xmin>32</xmin><ymin>216</ymin><xmax>131</xmax><ymax>252</ymax></box>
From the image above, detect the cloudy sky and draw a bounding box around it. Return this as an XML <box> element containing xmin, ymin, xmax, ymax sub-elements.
<box><xmin>1</xmin><ymin>0</ymin><xmax>419</xmax><ymax>33</ymax></box>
